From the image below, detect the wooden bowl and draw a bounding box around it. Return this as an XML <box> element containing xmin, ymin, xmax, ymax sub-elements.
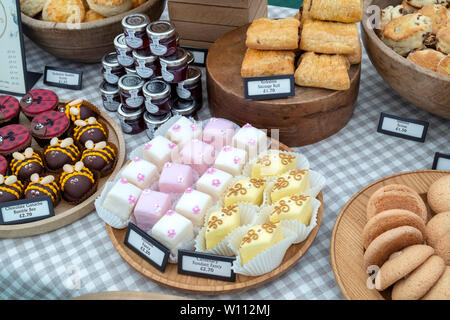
<box><xmin>330</xmin><ymin>170</ymin><xmax>450</xmax><ymax>300</ymax></box>
<box><xmin>361</xmin><ymin>0</ymin><xmax>450</xmax><ymax>119</ymax></box>
<box><xmin>207</xmin><ymin>24</ymin><xmax>361</xmax><ymax>147</ymax></box>
<box><xmin>21</xmin><ymin>0</ymin><xmax>165</xmax><ymax>63</ymax></box>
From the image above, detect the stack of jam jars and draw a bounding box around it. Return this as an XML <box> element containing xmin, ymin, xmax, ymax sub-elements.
<box><xmin>100</xmin><ymin>14</ymin><xmax>203</xmax><ymax>137</ymax></box>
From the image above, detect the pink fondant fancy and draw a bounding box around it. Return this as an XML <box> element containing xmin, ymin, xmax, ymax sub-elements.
<box><xmin>212</xmin><ymin>179</ymin><xmax>221</xmax><ymax>187</ymax></box>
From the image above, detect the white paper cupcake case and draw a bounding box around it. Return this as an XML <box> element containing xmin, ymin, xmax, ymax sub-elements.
<box><xmin>228</xmin><ymin>224</ymin><xmax>297</xmax><ymax>276</ymax></box>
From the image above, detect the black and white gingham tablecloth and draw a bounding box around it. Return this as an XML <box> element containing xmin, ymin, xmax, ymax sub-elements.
<box><xmin>0</xmin><ymin>5</ymin><xmax>448</xmax><ymax>300</ymax></box>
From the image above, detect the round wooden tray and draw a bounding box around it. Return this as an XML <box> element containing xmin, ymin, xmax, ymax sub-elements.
<box><xmin>106</xmin><ymin>143</ymin><xmax>324</xmax><ymax>295</ymax></box>
<box><xmin>206</xmin><ymin>25</ymin><xmax>361</xmax><ymax>147</ymax></box>
<box><xmin>0</xmin><ymin>102</ymin><xmax>126</xmax><ymax>238</ymax></box>
<box><xmin>330</xmin><ymin>170</ymin><xmax>450</xmax><ymax>300</ymax></box>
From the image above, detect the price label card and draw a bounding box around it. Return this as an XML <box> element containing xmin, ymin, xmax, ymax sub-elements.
<box><xmin>178</xmin><ymin>249</ymin><xmax>236</xmax><ymax>282</ymax></box>
<box><xmin>124</xmin><ymin>223</ymin><xmax>170</xmax><ymax>272</ymax></box>
<box><xmin>432</xmin><ymin>152</ymin><xmax>450</xmax><ymax>171</ymax></box>
<box><xmin>181</xmin><ymin>46</ymin><xmax>208</xmax><ymax>67</ymax></box>
<box><xmin>44</xmin><ymin>66</ymin><xmax>83</xmax><ymax>90</ymax></box>
<box><xmin>0</xmin><ymin>196</ymin><xmax>55</xmax><ymax>225</ymax></box>
<box><xmin>377</xmin><ymin>112</ymin><xmax>429</xmax><ymax>143</ymax></box>
<box><xmin>244</xmin><ymin>75</ymin><xmax>295</xmax><ymax>100</ymax></box>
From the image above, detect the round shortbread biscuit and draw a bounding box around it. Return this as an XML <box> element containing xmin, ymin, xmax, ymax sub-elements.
<box><xmin>392</xmin><ymin>255</ymin><xmax>445</xmax><ymax>300</ymax></box>
<box><xmin>363</xmin><ymin>209</ymin><xmax>426</xmax><ymax>249</ymax></box>
<box><xmin>86</xmin><ymin>0</ymin><xmax>132</xmax><ymax>17</ymax></box>
<box><xmin>422</xmin><ymin>266</ymin><xmax>450</xmax><ymax>300</ymax></box>
<box><xmin>20</xmin><ymin>0</ymin><xmax>46</xmax><ymax>17</ymax></box>
<box><xmin>425</xmin><ymin>211</ymin><xmax>450</xmax><ymax>248</ymax></box>
<box><xmin>367</xmin><ymin>184</ymin><xmax>428</xmax><ymax>222</ymax></box>
<box><xmin>42</xmin><ymin>0</ymin><xmax>85</xmax><ymax>23</ymax></box>
<box><xmin>427</xmin><ymin>175</ymin><xmax>450</xmax><ymax>214</ymax></box>
<box><xmin>363</xmin><ymin>225</ymin><xmax>424</xmax><ymax>269</ymax></box>
<box><xmin>435</xmin><ymin>231</ymin><xmax>450</xmax><ymax>265</ymax></box>
<box><xmin>375</xmin><ymin>244</ymin><xmax>434</xmax><ymax>291</ymax></box>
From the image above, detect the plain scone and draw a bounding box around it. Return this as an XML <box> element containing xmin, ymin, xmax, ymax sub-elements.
<box><xmin>86</xmin><ymin>0</ymin><xmax>132</xmax><ymax>17</ymax></box>
<box><xmin>20</xmin><ymin>0</ymin><xmax>47</xmax><ymax>17</ymax></box>
<box><xmin>42</xmin><ymin>0</ymin><xmax>86</xmax><ymax>23</ymax></box>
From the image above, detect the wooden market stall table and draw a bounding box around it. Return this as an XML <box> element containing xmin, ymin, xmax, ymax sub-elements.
<box><xmin>0</xmin><ymin>6</ymin><xmax>448</xmax><ymax>300</ymax></box>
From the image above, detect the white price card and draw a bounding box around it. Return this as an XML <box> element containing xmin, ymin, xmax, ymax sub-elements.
<box><xmin>432</xmin><ymin>153</ymin><xmax>450</xmax><ymax>171</ymax></box>
<box><xmin>178</xmin><ymin>249</ymin><xmax>236</xmax><ymax>282</ymax></box>
<box><xmin>124</xmin><ymin>223</ymin><xmax>170</xmax><ymax>272</ymax></box>
<box><xmin>244</xmin><ymin>75</ymin><xmax>295</xmax><ymax>100</ymax></box>
<box><xmin>181</xmin><ymin>46</ymin><xmax>208</xmax><ymax>66</ymax></box>
<box><xmin>377</xmin><ymin>112</ymin><xmax>429</xmax><ymax>143</ymax></box>
<box><xmin>44</xmin><ymin>66</ymin><xmax>83</xmax><ymax>90</ymax></box>
<box><xmin>0</xmin><ymin>196</ymin><xmax>55</xmax><ymax>225</ymax></box>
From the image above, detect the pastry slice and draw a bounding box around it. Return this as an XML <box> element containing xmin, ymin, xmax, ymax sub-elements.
<box><xmin>295</xmin><ymin>52</ymin><xmax>350</xmax><ymax>91</ymax></box>
<box><xmin>241</xmin><ymin>49</ymin><xmax>295</xmax><ymax>78</ymax></box>
<box><xmin>246</xmin><ymin>17</ymin><xmax>300</xmax><ymax>50</ymax></box>
<box><xmin>299</xmin><ymin>20</ymin><xmax>360</xmax><ymax>55</ymax></box>
<box><xmin>346</xmin><ymin>40</ymin><xmax>362</xmax><ymax>64</ymax></box>
<box><xmin>308</xmin><ymin>0</ymin><xmax>363</xmax><ymax>23</ymax></box>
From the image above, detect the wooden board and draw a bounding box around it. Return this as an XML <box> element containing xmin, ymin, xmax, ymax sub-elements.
<box><xmin>0</xmin><ymin>102</ymin><xmax>126</xmax><ymax>238</ymax></box>
<box><xmin>168</xmin><ymin>0</ymin><xmax>253</xmax><ymax>9</ymax></box>
<box><xmin>206</xmin><ymin>25</ymin><xmax>361</xmax><ymax>147</ymax></box>
<box><xmin>106</xmin><ymin>143</ymin><xmax>324</xmax><ymax>295</ymax></box>
<box><xmin>330</xmin><ymin>170</ymin><xmax>450</xmax><ymax>300</ymax></box>
<box><xmin>74</xmin><ymin>291</ymin><xmax>190</xmax><ymax>300</ymax></box>
<box><xmin>172</xmin><ymin>21</ymin><xmax>237</xmax><ymax>43</ymax></box>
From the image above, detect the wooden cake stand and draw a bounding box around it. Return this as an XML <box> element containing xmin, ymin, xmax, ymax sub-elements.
<box><xmin>207</xmin><ymin>25</ymin><xmax>361</xmax><ymax>147</ymax></box>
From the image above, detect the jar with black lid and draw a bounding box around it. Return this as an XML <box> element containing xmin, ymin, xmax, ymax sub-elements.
<box><xmin>133</xmin><ymin>48</ymin><xmax>161</xmax><ymax>80</ymax></box>
<box><xmin>99</xmin><ymin>81</ymin><xmax>121</xmax><ymax>112</ymax></box>
<box><xmin>117</xmin><ymin>104</ymin><xmax>146</xmax><ymax>135</ymax></box>
<box><xmin>143</xmin><ymin>79</ymin><xmax>173</xmax><ymax>116</ymax></box>
<box><xmin>143</xmin><ymin>111</ymin><xmax>172</xmax><ymax>139</ymax></box>
<box><xmin>146</xmin><ymin>20</ymin><xmax>177</xmax><ymax>57</ymax></box>
<box><xmin>176</xmin><ymin>66</ymin><xmax>202</xmax><ymax>104</ymax></box>
<box><xmin>122</xmin><ymin>14</ymin><xmax>150</xmax><ymax>50</ymax></box>
<box><xmin>159</xmin><ymin>48</ymin><xmax>189</xmax><ymax>83</ymax></box>
<box><xmin>118</xmin><ymin>75</ymin><xmax>145</xmax><ymax>112</ymax></box>
<box><xmin>114</xmin><ymin>34</ymin><xmax>134</xmax><ymax>68</ymax></box>
<box><xmin>102</xmin><ymin>52</ymin><xmax>125</xmax><ymax>85</ymax></box>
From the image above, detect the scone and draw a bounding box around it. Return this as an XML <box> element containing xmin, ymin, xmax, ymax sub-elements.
<box><xmin>84</xmin><ymin>9</ymin><xmax>105</xmax><ymax>22</ymax></box>
<box><xmin>20</xmin><ymin>0</ymin><xmax>46</xmax><ymax>17</ymax></box>
<box><xmin>407</xmin><ymin>49</ymin><xmax>447</xmax><ymax>71</ymax></box>
<box><xmin>294</xmin><ymin>52</ymin><xmax>350</xmax><ymax>91</ymax></box>
<box><xmin>418</xmin><ymin>4</ymin><xmax>449</xmax><ymax>34</ymax></box>
<box><xmin>42</xmin><ymin>0</ymin><xmax>86</xmax><ymax>23</ymax></box>
<box><xmin>405</xmin><ymin>0</ymin><xmax>447</xmax><ymax>8</ymax></box>
<box><xmin>300</xmin><ymin>20</ymin><xmax>360</xmax><ymax>55</ymax></box>
<box><xmin>132</xmin><ymin>0</ymin><xmax>146</xmax><ymax>8</ymax></box>
<box><xmin>380</xmin><ymin>5</ymin><xmax>404</xmax><ymax>32</ymax></box>
<box><xmin>402</xmin><ymin>0</ymin><xmax>419</xmax><ymax>14</ymax></box>
<box><xmin>306</xmin><ymin>0</ymin><xmax>362</xmax><ymax>23</ymax></box>
<box><xmin>86</xmin><ymin>0</ymin><xmax>132</xmax><ymax>17</ymax></box>
<box><xmin>437</xmin><ymin>55</ymin><xmax>450</xmax><ymax>75</ymax></box>
<box><xmin>246</xmin><ymin>18</ymin><xmax>300</xmax><ymax>50</ymax></box>
<box><xmin>383</xmin><ymin>14</ymin><xmax>433</xmax><ymax>56</ymax></box>
<box><xmin>436</xmin><ymin>26</ymin><xmax>450</xmax><ymax>54</ymax></box>
<box><xmin>241</xmin><ymin>49</ymin><xmax>296</xmax><ymax>78</ymax></box>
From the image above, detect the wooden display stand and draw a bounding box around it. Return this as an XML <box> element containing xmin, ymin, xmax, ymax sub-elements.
<box><xmin>168</xmin><ymin>0</ymin><xmax>268</xmax><ymax>49</ymax></box>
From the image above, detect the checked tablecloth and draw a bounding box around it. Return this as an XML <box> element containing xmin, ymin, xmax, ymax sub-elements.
<box><xmin>0</xmin><ymin>5</ymin><xmax>448</xmax><ymax>300</ymax></box>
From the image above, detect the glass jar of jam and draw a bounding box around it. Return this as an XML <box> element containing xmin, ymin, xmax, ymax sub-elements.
<box><xmin>159</xmin><ymin>48</ymin><xmax>189</xmax><ymax>83</ymax></box>
<box><xmin>117</xmin><ymin>104</ymin><xmax>146</xmax><ymax>135</ymax></box>
<box><xmin>146</xmin><ymin>20</ymin><xmax>177</xmax><ymax>57</ymax></box>
<box><xmin>176</xmin><ymin>66</ymin><xmax>202</xmax><ymax>104</ymax></box>
<box><xmin>102</xmin><ymin>52</ymin><xmax>125</xmax><ymax>85</ymax></box>
<box><xmin>142</xmin><ymin>79</ymin><xmax>173</xmax><ymax>116</ymax></box>
<box><xmin>133</xmin><ymin>48</ymin><xmax>161</xmax><ymax>80</ymax></box>
<box><xmin>122</xmin><ymin>14</ymin><xmax>150</xmax><ymax>50</ymax></box>
<box><xmin>99</xmin><ymin>81</ymin><xmax>121</xmax><ymax>112</ymax></box>
<box><xmin>118</xmin><ymin>75</ymin><xmax>145</xmax><ymax>112</ymax></box>
<box><xmin>172</xmin><ymin>98</ymin><xmax>198</xmax><ymax>118</ymax></box>
<box><xmin>143</xmin><ymin>111</ymin><xmax>172</xmax><ymax>139</ymax></box>
<box><xmin>187</xmin><ymin>50</ymin><xmax>195</xmax><ymax>65</ymax></box>
<box><xmin>114</xmin><ymin>34</ymin><xmax>135</xmax><ymax>68</ymax></box>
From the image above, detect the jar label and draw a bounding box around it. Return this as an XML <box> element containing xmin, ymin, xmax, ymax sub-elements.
<box><xmin>103</xmin><ymin>95</ymin><xmax>120</xmax><ymax>111</ymax></box>
<box><xmin>120</xmin><ymin>118</ymin><xmax>134</xmax><ymax>134</ymax></box>
<box><xmin>136</xmin><ymin>60</ymin><xmax>154</xmax><ymax>79</ymax></box>
<box><xmin>150</xmin><ymin>36</ymin><xmax>167</xmax><ymax>56</ymax></box>
<box><xmin>126</xmin><ymin>89</ymin><xmax>144</xmax><ymax>108</ymax></box>
<box><xmin>125</xmin><ymin>30</ymin><xmax>143</xmax><ymax>49</ymax></box>
<box><xmin>146</xmin><ymin>124</ymin><xmax>157</xmax><ymax>140</ymax></box>
<box><xmin>160</xmin><ymin>61</ymin><xmax>175</xmax><ymax>82</ymax></box>
<box><xmin>176</xmin><ymin>82</ymin><xmax>191</xmax><ymax>99</ymax></box>
<box><xmin>117</xmin><ymin>48</ymin><xmax>134</xmax><ymax>67</ymax></box>
<box><xmin>104</xmin><ymin>66</ymin><xmax>119</xmax><ymax>84</ymax></box>
<box><xmin>145</xmin><ymin>97</ymin><xmax>160</xmax><ymax>114</ymax></box>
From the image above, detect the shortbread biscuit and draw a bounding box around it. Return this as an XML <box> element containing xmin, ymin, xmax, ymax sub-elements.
<box><xmin>294</xmin><ymin>52</ymin><xmax>350</xmax><ymax>91</ymax></box>
<box><xmin>246</xmin><ymin>18</ymin><xmax>300</xmax><ymax>50</ymax></box>
<box><xmin>427</xmin><ymin>175</ymin><xmax>450</xmax><ymax>213</ymax></box>
<box><xmin>363</xmin><ymin>226</ymin><xmax>424</xmax><ymax>269</ymax></box>
<box><xmin>383</xmin><ymin>14</ymin><xmax>433</xmax><ymax>56</ymax></box>
<box><xmin>437</xmin><ymin>55</ymin><xmax>450</xmax><ymax>76</ymax></box>
<box><xmin>418</xmin><ymin>4</ymin><xmax>449</xmax><ymax>34</ymax></box>
<box><xmin>422</xmin><ymin>266</ymin><xmax>450</xmax><ymax>300</ymax></box>
<box><xmin>363</xmin><ymin>209</ymin><xmax>426</xmax><ymax>249</ymax></box>
<box><xmin>42</xmin><ymin>0</ymin><xmax>86</xmax><ymax>23</ymax></box>
<box><xmin>307</xmin><ymin>0</ymin><xmax>363</xmax><ymax>23</ymax></box>
<box><xmin>406</xmin><ymin>0</ymin><xmax>447</xmax><ymax>8</ymax></box>
<box><xmin>435</xmin><ymin>231</ymin><xmax>450</xmax><ymax>265</ymax></box>
<box><xmin>86</xmin><ymin>0</ymin><xmax>132</xmax><ymax>17</ymax></box>
<box><xmin>375</xmin><ymin>244</ymin><xmax>434</xmax><ymax>291</ymax></box>
<box><xmin>425</xmin><ymin>211</ymin><xmax>450</xmax><ymax>248</ymax></box>
<box><xmin>84</xmin><ymin>9</ymin><xmax>105</xmax><ymax>22</ymax></box>
<box><xmin>407</xmin><ymin>49</ymin><xmax>447</xmax><ymax>71</ymax></box>
<box><xmin>241</xmin><ymin>49</ymin><xmax>295</xmax><ymax>78</ymax></box>
<box><xmin>20</xmin><ymin>0</ymin><xmax>46</xmax><ymax>17</ymax></box>
<box><xmin>366</xmin><ymin>184</ymin><xmax>428</xmax><ymax>222</ymax></box>
<box><xmin>392</xmin><ymin>255</ymin><xmax>445</xmax><ymax>299</ymax></box>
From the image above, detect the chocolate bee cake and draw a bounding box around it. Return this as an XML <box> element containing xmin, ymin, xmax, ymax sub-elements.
<box><xmin>60</xmin><ymin>162</ymin><xmax>97</xmax><ymax>203</ymax></box>
<box><xmin>0</xmin><ymin>175</ymin><xmax>25</xmax><ymax>203</ymax></box>
<box><xmin>25</xmin><ymin>174</ymin><xmax>61</xmax><ymax>206</ymax></box>
<box><xmin>60</xmin><ymin>99</ymin><xmax>98</xmax><ymax>123</ymax></box>
<box><xmin>10</xmin><ymin>147</ymin><xmax>44</xmax><ymax>181</ymax></box>
<box><xmin>81</xmin><ymin>140</ymin><xmax>117</xmax><ymax>176</ymax></box>
<box><xmin>44</xmin><ymin>137</ymin><xmax>81</xmax><ymax>171</ymax></box>
<box><xmin>73</xmin><ymin>117</ymin><xmax>108</xmax><ymax>146</ymax></box>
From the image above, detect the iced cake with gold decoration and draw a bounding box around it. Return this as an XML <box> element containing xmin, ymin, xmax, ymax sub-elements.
<box><xmin>205</xmin><ymin>205</ymin><xmax>241</xmax><ymax>250</ymax></box>
<box><xmin>224</xmin><ymin>178</ymin><xmax>266</xmax><ymax>207</ymax></box>
<box><xmin>270</xmin><ymin>194</ymin><xmax>312</xmax><ymax>225</ymax></box>
<box><xmin>251</xmin><ymin>151</ymin><xmax>297</xmax><ymax>178</ymax></box>
<box><xmin>270</xmin><ymin>169</ymin><xmax>309</xmax><ymax>203</ymax></box>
